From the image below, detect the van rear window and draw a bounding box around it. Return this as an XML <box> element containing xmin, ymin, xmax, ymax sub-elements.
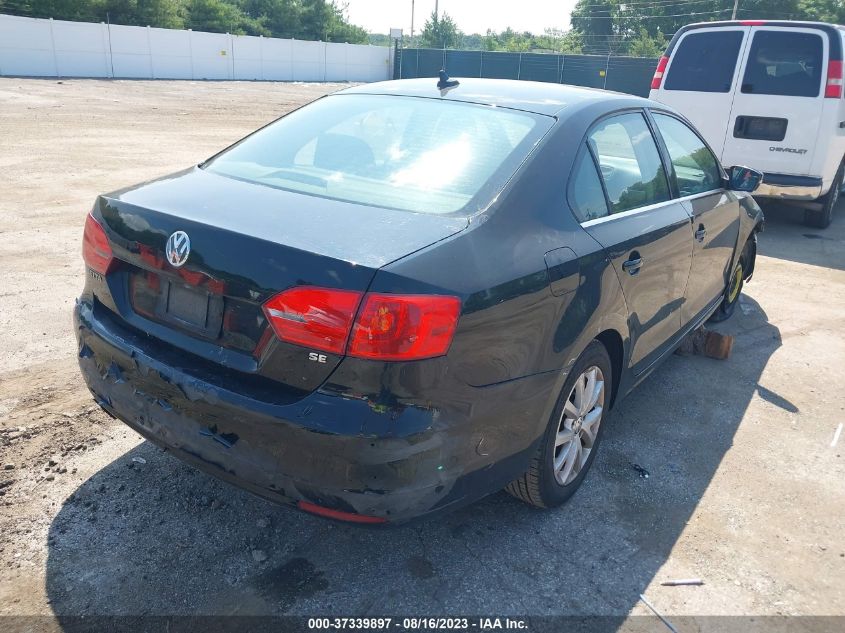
<box><xmin>665</xmin><ymin>30</ymin><xmax>744</xmax><ymax>93</ymax></box>
<box><xmin>741</xmin><ymin>30</ymin><xmax>823</xmax><ymax>98</ymax></box>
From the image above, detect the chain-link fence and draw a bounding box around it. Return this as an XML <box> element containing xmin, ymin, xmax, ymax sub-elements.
<box><xmin>394</xmin><ymin>48</ymin><xmax>658</xmax><ymax>97</ymax></box>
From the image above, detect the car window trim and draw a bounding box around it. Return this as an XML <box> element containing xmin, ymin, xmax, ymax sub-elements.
<box><xmin>580</xmin><ymin>188</ymin><xmax>723</xmax><ymax>227</ymax></box>
<box><xmin>646</xmin><ymin>108</ymin><xmax>727</xmax><ymax>195</ymax></box>
<box><xmin>566</xmin><ymin>142</ymin><xmax>612</xmax><ymax>223</ymax></box>
<box><xmin>583</xmin><ymin>108</ymin><xmax>673</xmax><ymax>216</ymax></box>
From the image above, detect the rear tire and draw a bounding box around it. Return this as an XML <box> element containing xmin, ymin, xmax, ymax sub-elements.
<box><xmin>506</xmin><ymin>340</ymin><xmax>612</xmax><ymax>509</ymax></box>
<box><xmin>804</xmin><ymin>162</ymin><xmax>843</xmax><ymax>229</ymax></box>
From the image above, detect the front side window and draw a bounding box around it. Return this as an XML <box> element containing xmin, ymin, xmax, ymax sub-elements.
<box><xmin>204</xmin><ymin>94</ymin><xmax>551</xmax><ymax>215</ymax></box>
<box><xmin>588</xmin><ymin>113</ymin><xmax>670</xmax><ymax>214</ymax></box>
<box><xmin>741</xmin><ymin>30</ymin><xmax>824</xmax><ymax>97</ymax></box>
<box><xmin>653</xmin><ymin>113</ymin><xmax>722</xmax><ymax>196</ymax></box>
<box><xmin>665</xmin><ymin>30</ymin><xmax>744</xmax><ymax>93</ymax></box>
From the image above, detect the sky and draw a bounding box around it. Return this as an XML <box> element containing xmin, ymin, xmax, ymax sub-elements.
<box><xmin>344</xmin><ymin>0</ymin><xmax>580</xmax><ymax>36</ymax></box>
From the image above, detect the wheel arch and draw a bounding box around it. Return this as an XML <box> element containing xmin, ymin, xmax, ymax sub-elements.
<box><xmin>594</xmin><ymin>329</ymin><xmax>624</xmax><ymax>409</ymax></box>
<box><xmin>743</xmin><ymin>229</ymin><xmax>758</xmax><ymax>281</ymax></box>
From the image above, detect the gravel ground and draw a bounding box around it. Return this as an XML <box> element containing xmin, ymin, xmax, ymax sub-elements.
<box><xmin>0</xmin><ymin>79</ymin><xmax>843</xmax><ymax>624</ymax></box>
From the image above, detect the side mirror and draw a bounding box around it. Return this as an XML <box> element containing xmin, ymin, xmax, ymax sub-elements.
<box><xmin>728</xmin><ymin>165</ymin><xmax>763</xmax><ymax>193</ymax></box>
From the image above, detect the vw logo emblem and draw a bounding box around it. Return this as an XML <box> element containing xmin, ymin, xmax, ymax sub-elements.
<box><xmin>165</xmin><ymin>231</ymin><xmax>190</xmax><ymax>268</ymax></box>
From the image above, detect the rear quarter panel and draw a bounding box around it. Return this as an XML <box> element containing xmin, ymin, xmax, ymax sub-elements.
<box><xmin>340</xmin><ymin>107</ymin><xmax>632</xmax><ymax>465</ymax></box>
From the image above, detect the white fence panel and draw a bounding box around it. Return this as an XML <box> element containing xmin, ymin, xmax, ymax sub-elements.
<box><xmin>0</xmin><ymin>14</ymin><xmax>390</xmax><ymax>82</ymax></box>
<box><xmin>325</xmin><ymin>42</ymin><xmax>347</xmax><ymax>82</ymax></box>
<box><xmin>261</xmin><ymin>37</ymin><xmax>293</xmax><ymax>81</ymax></box>
<box><xmin>232</xmin><ymin>35</ymin><xmax>262</xmax><ymax>80</ymax></box>
<box><xmin>52</xmin><ymin>19</ymin><xmax>110</xmax><ymax>77</ymax></box>
<box><xmin>349</xmin><ymin>45</ymin><xmax>390</xmax><ymax>83</ymax></box>
<box><xmin>190</xmin><ymin>30</ymin><xmax>232</xmax><ymax>80</ymax></box>
<box><xmin>148</xmin><ymin>27</ymin><xmax>192</xmax><ymax>79</ymax></box>
<box><xmin>292</xmin><ymin>40</ymin><xmax>325</xmax><ymax>81</ymax></box>
<box><xmin>0</xmin><ymin>14</ymin><xmax>56</xmax><ymax>76</ymax></box>
<box><xmin>109</xmin><ymin>23</ymin><xmax>150</xmax><ymax>78</ymax></box>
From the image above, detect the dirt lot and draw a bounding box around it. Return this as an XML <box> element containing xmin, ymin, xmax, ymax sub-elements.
<box><xmin>0</xmin><ymin>79</ymin><xmax>843</xmax><ymax>624</ymax></box>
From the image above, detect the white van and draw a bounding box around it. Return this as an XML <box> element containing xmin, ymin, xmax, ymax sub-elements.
<box><xmin>649</xmin><ymin>20</ymin><xmax>845</xmax><ymax>228</ymax></box>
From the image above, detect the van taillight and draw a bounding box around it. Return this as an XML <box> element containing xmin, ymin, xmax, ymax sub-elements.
<box><xmin>826</xmin><ymin>60</ymin><xmax>843</xmax><ymax>98</ymax></box>
<box><xmin>262</xmin><ymin>287</ymin><xmax>461</xmax><ymax>361</ymax></box>
<box><xmin>651</xmin><ymin>56</ymin><xmax>669</xmax><ymax>90</ymax></box>
<box><xmin>82</xmin><ymin>214</ymin><xmax>115</xmax><ymax>275</ymax></box>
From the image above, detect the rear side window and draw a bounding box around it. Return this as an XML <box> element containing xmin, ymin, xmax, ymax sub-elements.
<box><xmin>570</xmin><ymin>148</ymin><xmax>609</xmax><ymax>222</ymax></box>
<box><xmin>588</xmin><ymin>113</ymin><xmax>670</xmax><ymax>214</ymax></box>
<box><xmin>741</xmin><ymin>30</ymin><xmax>823</xmax><ymax>97</ymax></box>
<box><xmin>653</xmin><ymin>114</ymin><xmax>722</xmax><ymax>196</ymax></box>
<box><xmin>665</xmin><ymin>30</ymin><xmax>744</xmax><ymax>93</ymax></box>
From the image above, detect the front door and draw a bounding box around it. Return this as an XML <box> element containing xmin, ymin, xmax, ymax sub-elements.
<box><xmin>650</xmin><ymin>111</ymin><xmax>741</xmax><ymax>324</ymax></box>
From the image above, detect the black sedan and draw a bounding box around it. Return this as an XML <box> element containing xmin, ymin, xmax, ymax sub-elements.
<box><xmin>75</xmin><ymin>78</ymin><xmax>764</xmax><ymax>523</ymax></box>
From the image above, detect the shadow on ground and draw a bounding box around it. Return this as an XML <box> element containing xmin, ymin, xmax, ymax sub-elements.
<box><xmin>757</xmin><ymin>198</ymin><xmax>845</xmax><ymax>271</ymax></box>
<box><xmin>44</xmin><ymin>297</ymin><xmax>783</xmax><ymax>617</ymax></box>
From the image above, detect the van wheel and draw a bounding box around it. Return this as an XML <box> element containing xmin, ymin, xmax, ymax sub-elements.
<box><xmin>805</xmin><ymin>162</ymin><xmax>843</xmax><ymax>229</ymax></box>
<box><xmin>505</xmin><ymin>340</ymin><xmax>612</xmax><ymax>509</ymax></box>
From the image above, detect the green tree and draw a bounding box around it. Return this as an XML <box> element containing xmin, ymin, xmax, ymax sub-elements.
<box><xmin>420</xmin><ymin>10</ymin><xmax>461</xmax><ymax>49</ymax></box>
<box><xmin>627</xmin><ymin>28</ymin><xmax>666</xmax><ymax>58</ymax></box>
<box><xmin>185</xmin><ymin>0</ymin><xmax>246</xmax><ymax>33</ymax></box>
<box><xmin>0</xmin><ymin>0</ymin><xmax>368</xmax><ymax>42</ymax></box>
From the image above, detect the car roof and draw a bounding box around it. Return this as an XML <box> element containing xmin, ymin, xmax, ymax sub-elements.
<box><xmin>338</xmin><ymin>78</ymin><xmax>650</xmax><ymax>117</ymax></box>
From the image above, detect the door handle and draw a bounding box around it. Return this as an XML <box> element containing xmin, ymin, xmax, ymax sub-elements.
<box><xmin>695</xmin><ymin>225</ymin><xmax>707</xmax><ymax>242</ymax></box>
<box><xmin>622</xmin><ymin>256</ymin><xmax>643</xmax><ymax>275</ymax></box>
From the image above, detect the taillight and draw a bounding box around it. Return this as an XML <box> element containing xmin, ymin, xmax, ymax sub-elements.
<box><xmin>651</xmin><ymin>55</ymin><xmax>669</xmax><ymax>90</ymax></box>
<box><xmin>348</xmin><ymin>293</ymin><xmax>461</xmax><ymax>360</ymax></box>
<box><xmin>826</xmin><ymin>60</ymin><xmax>843</xmax><ymax>98</ymax></box>
<box><xmin>261</xmin><ymin>287</ymin><xmax>461</xmax><ymax>361</ymax></box>
<box><xmin>82</xmin><ymin>214</ymin><xmax>114</xmax><ymax>275</ymax></box>
<box><xmin>740</xmin><ymin>20</ymin><xmax>767</xmax><ymax>26</ymax></box>
<box><xmin>262</xmin><ymin>287</ymin><xmax>363</xmax><ymax>355</ymax></box>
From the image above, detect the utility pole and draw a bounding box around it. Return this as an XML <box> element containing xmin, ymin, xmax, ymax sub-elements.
<box><xmin>435</xmin><ymin>0</ymin><xmax>439</xmax><ymax>22</ymax></box>
<box><xmin>410</xmin><ymin>0</ymin><xmax>415</xmax><ymax>43</ymax></box>
<box><xmin>731</xmin><ymin>0</ymin><xmax>739</xmax><ymax>20</ymax></box>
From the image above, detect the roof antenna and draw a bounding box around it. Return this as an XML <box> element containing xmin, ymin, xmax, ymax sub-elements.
<box><xmin>437</xmin><ymin>69</ymin><xmax>459</xmax><ymax>93</ymax></box>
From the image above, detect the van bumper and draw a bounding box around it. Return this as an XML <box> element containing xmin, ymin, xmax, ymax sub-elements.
<box><xmin>755</xmin><ymin>173</ymin><xmax>823</xmax><ymax>200</ymax></box>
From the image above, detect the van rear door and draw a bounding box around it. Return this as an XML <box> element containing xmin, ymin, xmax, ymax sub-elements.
<box><xmin>722</xmin><ymin>26</ymin><xmax>832</xmax><ymax>177</ymax></box>
<box><xmin>650</xmin><ymin>26</ymin><xmax>750</xmax><ymax>157</ymax></box>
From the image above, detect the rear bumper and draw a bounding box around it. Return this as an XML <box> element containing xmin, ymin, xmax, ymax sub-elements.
<box><xmin>73</xmin><ymin>300</ymin><xmax>547</xmax><ymax>523</ymax></box>
<box><xmin>755</xmin><ymin>173</ymin><xmax>824</xmax><ymax>200</ymax></box>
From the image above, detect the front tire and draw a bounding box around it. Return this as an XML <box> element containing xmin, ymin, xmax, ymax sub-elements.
<box><xmin>709</xmin><ymin>235</ymin><xmax>754</xmax><ymax>323</ymax></box>
<box><xmin>804</xmin><ymin>162</ymin><xmax>843</xmax><ymax>229</ymax></box>
<box><xmin>506</xmin><ymin>340</ymin><xmax>612</xmax><ymax>509</ymax></box>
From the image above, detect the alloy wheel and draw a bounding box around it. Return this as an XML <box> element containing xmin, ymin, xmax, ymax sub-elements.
<box><xmin>553</xmin><ymin>366</ymin><xmax>605</xmax><ymax>486</ymax></box>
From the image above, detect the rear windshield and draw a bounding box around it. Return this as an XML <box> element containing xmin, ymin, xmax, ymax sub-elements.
<box><xmin>741</xmin><ymin>30</ymin><xmax>824</xmax><ymax>97</ymax></box>
<box><xmin>204</xmin><ymin>94</ymin><xmax>551</xmax><ymax>215</ymax></box>
<box><xmin>665</xmin><ymin>30</ymin><xmax>744</xmax><ymax>93</ymax></box>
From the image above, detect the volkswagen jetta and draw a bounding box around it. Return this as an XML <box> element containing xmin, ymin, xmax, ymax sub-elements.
<box><xmin>75</xmin><ymin>79</ymin><xmax>764</xmax><ymax>523</ymax></box>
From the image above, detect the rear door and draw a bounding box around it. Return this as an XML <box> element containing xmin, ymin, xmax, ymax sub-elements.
<box><xmin>723</xmin><ymin>26</ymin><xmax>828</xmax><ymax>176</ymax></box>
<box><xmin>653</xmin><ymin>27</ymin><xmax>750</xmax><ymax>157</ymax></box>
<box><xmin>574</xmin><ymin>111</ymin><xmax>693</xmax><ymax>375</ymax></box>
<box><xmin>650</xmin><ymin>111</ymin><xmax>740</xmax><ymax>325</ymax></box>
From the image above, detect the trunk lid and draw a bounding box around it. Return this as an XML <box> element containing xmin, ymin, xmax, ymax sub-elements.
<box><xmin>95</xmin><ymin>167</ymin><xmax>467</xmax><ymax>394</ymax></box>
